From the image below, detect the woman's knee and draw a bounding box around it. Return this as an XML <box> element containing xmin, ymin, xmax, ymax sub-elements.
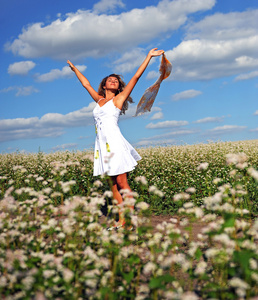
<box><xmin>116</xmin><ymin>173</ymin><xmax>128</xmax><ymax>189</ymax></box>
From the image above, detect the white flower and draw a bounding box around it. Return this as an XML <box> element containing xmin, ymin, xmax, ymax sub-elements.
<box><xmin>170</xmin><ymin>218</ymin><xmax>178</xmax><ymax>224</ymax></box>
<box><xmin>188</xmin><ymin>242</ymin><xmax>199</xmax><ymax>257</ymax></box>
<box><xmin>226</xmin><ymin>153</ymin><xmax>247</xmax><ymax>165</ymax></box>
<box><xmin>43</xmin><ymin>187</ymin><xmax>52</xmax><ymax>194</ymax></box>
<box><xmin>180</xmin><ymin>291</ymin><xmax>199</xmax><ymax>300</ymax></box>
<box><xmin>197</xmin><ymin>162</ymin><xmax>209</xmax><ymax>171</ymax></box>
<box><xmin>63</xmin><ymin>268</ymin><xmax>74</xmax><ymax>282</ymax></box>
<box><xmin>236</xmin><ymin>288</ymin><xmax>246</xmax><ymax>297</ymax></box>
<box><xmin>21</xmin><ymin>276</ymin><xmax>35</xmax><ymax>290</ymax></box>
<box><xmin>251</xmin><ymin>272</ymin><xmax>258</xmax><ymax>283</ymax></box>
<box><xmin>143</xmin><ymin>262</ymin><xmax>156</xmax><ymax>275</ymax></box>
<box><xmin>247</xmin><ymin>167</ymin><xmax>258</xmax><ymax>181</ymax></box>
<box><xmin>194</xmin><ymin>207</ymin><xmax>204</xmax><ymax>218</ymax></box>
<box><xmin>104</xmin><ymin>191</ymin><xmax>113</xmax><ymax>198</ymax></box>
<box><xmin>249</xmin><ymin>258</ymin><xmax>257</xmax><ymax>270</ymax></box>
<box><xmin>135</xmin><ymin>176</ymin><xmax>147</xmax><ymax>185</ymax></box>
<box><xmin>136</xmin><ymin>202</ymin><xmax>149</xmax><ymax>211</ymax></box>
<box><xmin>0</xmin><ymin>276</ymin><xmax>7</xmax><ymax>287</ymax></box>
<box><xmin>194</xmin><ymin>261</ymin><xmax>207</xmax><ymax>275</ymax></box>
<box><xmin>36</xmin><ymin>176</ymin><xmax>44</xmax><ymax>182</ymax></box>
<box><xmin>184</xmin><ymin>202</ymin><xmax>194</xmax><ymax>209</ymax></box>
<box><xmin>93</xmin><ymin>180</ymin><xmax>103</xmax><ymax>187</ymax></box>
<box><xmin>229</xmin><ymin>277</ymin><xmax>250</xmax><ymax>290</ymax></box>
<box><xmin>8</xmin><ymin>179</ymin><xmax>14</xmax><ymax>185</ymax></box>
<box><xmin>43</xmin><ymin>269</ymin><xmax>55</xmax><ymax>279</ymax></box>
<box><xmin>173</xmin><ymin>194</ymin><xmax>182</xmax><ymax>201</ymax></box>
<box><xmin>48</xmin><ymin>218</ymin><xmax>57</xmax><ymax>228</ymax></box>
<box><xmin>155</xmin><ymin>190</ymin><xmax>164</xmax><ymax>197</ymax></box>
<box><xmin>174</xmin><ymin>193</ymin><xmax>190</xmax><ymax>201</ymax></box>
<box><xmin>213</xmin><ymin>233</ymin><xmax>236</xmax><ymax>248</ymax></box>
<box><xmin>213</xmin><ymin>178</ymin><xmax>221</xmax><ymax>184</ymax></box>
<box><xmin>186</xmin><ymin>187</ymin><xmax>196</xmax><ymax>194</ymax></box>
<box><xmin>57</xmin><ymin>232</ymin><xmax>66</xmax><ymax>239</ymax></box>
<box><xmin>148</xmin><ymin>185</ymin><xmax>157</xmax><ymax>193</ymax></box>
<box><xmin>138</xmin><ymin>284</ymin><xmax>150</xmax><ymax>294</ymax></box>
<box><xmin>205</xmin><ymin>248</ymin><xmax>219</xmax><ymax>258</ymax></box>
<box><xmin>87</xmin><ymin>223</ymin><xmax>102</xmax><ymax>231</ymax></box>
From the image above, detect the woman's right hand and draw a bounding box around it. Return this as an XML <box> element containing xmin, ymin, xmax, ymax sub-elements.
<box><xmin>67</xmin><ymin>60</ymin><xmax>75</xmax><ymax>71</ymax></box>
<box><xmin>148</xmin><ymin>48</ymin><xmax>165</xmax><ymax>58</ymax></box>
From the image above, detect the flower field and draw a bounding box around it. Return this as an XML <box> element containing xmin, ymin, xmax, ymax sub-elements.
<box><xmin>0</xmin><ymin>140</ymin><xmax>257</xmax><ymax>299</ymax></box>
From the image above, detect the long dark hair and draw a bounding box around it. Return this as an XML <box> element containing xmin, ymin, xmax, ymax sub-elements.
<box><xmin>98</xmin><ymin>74</ymin><xmax>133</xmax><ymax>115</ymax></box>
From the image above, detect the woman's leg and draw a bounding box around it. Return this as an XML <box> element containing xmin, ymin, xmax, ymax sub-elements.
<box><xmin>115</xmin><ymin>173</ymin><xmax>132</xmax><ymax>192</ymax></box>
<box><xmin>110</xmin><ymin>177</ymin><xmax>123</xmax><ymax>205</ymax></box>
<box><xmin>110</xmin><ymin>173</ymin><xmax>133</xmax><ymax>225</ymax></box>
<box><xmin>110</xmin><ymin>176</ymin><xmax>124</xmax><ymax>224</ymax></box>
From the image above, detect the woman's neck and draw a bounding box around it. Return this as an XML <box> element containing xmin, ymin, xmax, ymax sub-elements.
<box><xmin>105</xmin><ymin>91</ymin><xmax>116</xmax><ymax>100</ymax></box>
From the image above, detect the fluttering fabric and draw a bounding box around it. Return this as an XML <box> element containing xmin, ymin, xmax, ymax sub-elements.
<box><xmin>135</xmin><ymin>54</ymin><xmax>172</xmax><ymax>116</ymax></box>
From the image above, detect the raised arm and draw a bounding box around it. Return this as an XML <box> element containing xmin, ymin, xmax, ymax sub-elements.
<box><xmin>67</xmin><ymin>60</ymin><xmax>100</xmax><ymax>102</ymax></box>
<box><xmin>114</xmin><ymin>48</ymin><xmax>164</xmax><ymax>107</ymax></box>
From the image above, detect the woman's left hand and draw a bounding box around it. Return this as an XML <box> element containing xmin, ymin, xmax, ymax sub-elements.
<box><xmin>148</xmin><ymin>48</ymin><xmax>165</xmax><ymax>57</ymax></box>
<box><xmin>67</xmin><ymin>60</ymin><xmax>75</xmax><ymax>71</ymax></box>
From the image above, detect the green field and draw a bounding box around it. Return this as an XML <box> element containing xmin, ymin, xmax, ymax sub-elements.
<box><xmin>0</xmin><ymin>140</ymin><xmax>257</xmax><ymax>299</ymax></box>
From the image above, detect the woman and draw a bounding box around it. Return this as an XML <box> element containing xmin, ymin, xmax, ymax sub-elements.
<box><xmin>67</xmin><ymin>48</ymin><xmax>164</xmax><ymax>227</ymax></box>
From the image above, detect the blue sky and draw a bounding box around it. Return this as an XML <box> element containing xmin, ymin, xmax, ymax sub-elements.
<box><xmin>1</xmin><ymin>0</ymin><xmax>257</xmax><ymax>153</ymax></box>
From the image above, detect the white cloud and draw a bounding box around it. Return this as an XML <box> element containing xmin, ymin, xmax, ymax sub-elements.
<box><xmin>166</xmin><ymin>9</ymin><xmax>258</xmax><ymax>81</ymax></box>
<box><xmin>145</xmin><ymin>129</ymin><xmax>196</xmax><ymax>139</ymax></box>
<box><xmin>136</xmin><ymin>139</ymin><xmax>175</xmax><ymax>147</ymax></box>
<box><xmin>51</xmin><ymin>143</ymin><xmax>78</xmax><ymax>151</ymax></box>
<box><xmin>146</xmin><ymin>120</ymin><xmax>188</xmax><ymax>129</ymax></box>
<box><xmin>146</xmin><ymin>70</ymin><xmax>159</xmax><ymax>80</ymax></box>
<box><xmin>235</xmin><ymin>70</ymin><xmax>258</xmax><ymax>81</ymax></box>
<box><xmin>93</xmin><ymin>0</ymin><xmax>125</xmax><ymax>13</ymax></box>
<box><xmin>5</xmin><ymin>0</ymin><xmax>215</xmax><ymax>60</ymax></box>
<box><xmin>254</xmin><ymin>110</ymin><xmax>258</xmax><ymax>116</ymax></box>
<box><xmin>35</xmin><ymin>65</ymin><xmax>86</xmax><ymax>82</ymax></box>
<box><xmin>136</xmin><ymin>129</ymin><xmax>196</xmax><ymax>146</ymax></box>
<box><xmin>0</xmin><ymin>86</ymin><xmax>39</xmax><ymax>96</ymax></box>
<box><xmin>193</xmin><ymin>116</ymin><xmax>225</xmax><ymax>124</ymax></box>
<box><xmin>78</xmin><ymin>136</ymin><xmax>90</xmax><ymax>140</ymax></box>
<box><xmin>172</xmin><ymin>89</ymin><xmax>202</xmax><ymax>101</ymax></box>
<box><xmin>208</xmin><ymin>125</ymin><xmax>247</xmax><ymax>134</ymax></box>
<box><xmin>250</xmin><ymin>128</ymin><xmax>258</xmax><ymax>132</ymax></box>
<box><xmin>185</xmin><ymin>10</ymin><xmax>258</xmax><ymax>41</ymax></box>
<box><xmin>0</xmin><ymin>102</ymin><xmax>96</xmax><ymax>142</ymax></box>
<box><xmin>152</xmin><ymin>106</ymin><xmax>162</xmax><ymax>112</ymax></box>
<box><xmin>150</xmin><ymin>112</ymin><xmax>163</xmax><ymax>120</ymax></box>
<box><xmin>120</xmin><ymin>104</ymin><xmax>137</xmax><ymax>119</ymax></box>
<box><xmin>8</xmin><ymin>61</ymin><xmax>36</xmax><ymax>75</ymax></box>
<box><xmin>112</xmin><ymin>48</ymin><xmax>147</xmax><ymax>73</ymax></box>
<box><xmin>0</xmin><ymin>117</ymin><xmax>39</xmax><ymax>130</ymax></box>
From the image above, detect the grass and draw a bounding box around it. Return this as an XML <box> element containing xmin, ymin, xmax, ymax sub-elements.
<box><xmin>0</xmin><ymin>139</ymin><xmax>257</xmax><ymax>299</ymax></box>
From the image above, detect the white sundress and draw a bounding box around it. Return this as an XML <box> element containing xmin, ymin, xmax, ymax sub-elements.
<box><xmin>93</xmin><ymin>99</ymin><xmax>141</xmax><ymax>176</ymax></box>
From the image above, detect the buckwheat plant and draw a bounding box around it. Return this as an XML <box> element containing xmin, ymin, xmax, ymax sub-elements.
<box><xmin>0</xmin><ymin>140</ymin><xmax>257</xmax><ymax>299</ymax></box>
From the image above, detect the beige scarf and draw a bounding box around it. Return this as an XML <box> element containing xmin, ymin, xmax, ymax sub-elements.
<box><xmin>135</xmin><ymin>54</ymin><xmax>172</xmax><ymax>116</ymax></box>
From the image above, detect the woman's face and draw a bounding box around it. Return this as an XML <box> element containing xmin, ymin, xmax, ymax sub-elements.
<box><xmin>104</xmin><ymin>76</ymin><xmax>119</xmax><ymax>90</ymax></box>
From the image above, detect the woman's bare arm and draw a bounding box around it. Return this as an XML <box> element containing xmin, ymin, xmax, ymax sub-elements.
<box><xmin>67</xmin><ymin>60</ymin><xmax>100</xmax><ymax>102</ymax></box>
<box><xmin>114</xmin><ymin>48</ymin><xmax>164</xmax><ymax>109</ymax></box>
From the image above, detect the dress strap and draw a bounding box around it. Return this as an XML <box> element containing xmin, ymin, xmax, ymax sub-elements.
<box><xmin>97</xmin><ymin>98</ymin><xmax>105</xmax><ymax>103</ymax></box>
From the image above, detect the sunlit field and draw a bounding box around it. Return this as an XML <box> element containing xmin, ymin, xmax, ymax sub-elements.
<box><xmin>0</xmin><ymin>140</ymin><xmax>257</xmax><ymax>299</ymax></box>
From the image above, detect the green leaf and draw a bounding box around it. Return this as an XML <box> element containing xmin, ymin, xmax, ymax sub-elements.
<box><xmin>223</xmin><ymin>216</ymin><xmax>235</xmax><ymax>228</ymax></box>
<box><xmin>233</xmin><ymin>250</ymin><xmax>253</xmax><ymax>272</ymax></box>
<box><xmin>149</xmin><ymin>277</ymin><xmax>163</xmax><ymax>289</ymax></box>
<box><xmin>127</xmin><ymin>254</ymin><xmax>140</xmax><ymax>265</ymax></box>
<box><xmin>195</xmin><ymin>247</ymin><xmax>203</xmax><ymax>261</ymax></box>
<box><xmin>122</xmin><ymin>271</ymin><xmax>134</xmax><ymax>284</ymax></box>
<box><xmin>149</xmin><ymin>274</ymin><xmax>174</xmax><ymax>289</ymax></box>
